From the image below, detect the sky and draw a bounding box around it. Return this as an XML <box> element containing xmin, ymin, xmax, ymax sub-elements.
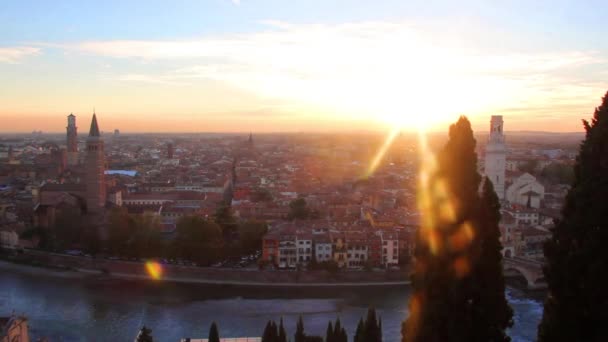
<box><xmin>1</xmin><ymin>0</ymin><xmax>607</xmax><ymax>133</ymax></box>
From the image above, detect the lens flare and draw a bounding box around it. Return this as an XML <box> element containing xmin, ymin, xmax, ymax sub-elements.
<box><xmin>145</xmin><ymin>260</ymin><xmax>163</xmax><ymax>280</ymax></box>
<box><xmin>364</xmin><ymin>126</ymin><xmax>400</xmax><ymax>178</ymax></box>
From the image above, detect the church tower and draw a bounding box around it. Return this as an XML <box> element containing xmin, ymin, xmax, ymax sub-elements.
<box><xmin>85</xmin><ymin>113</ymin><xmax>106</xmax><ymax>213</ymax></box>
<box><xmin>485</xmin><ymin>115</ymin><xmax>506</xmax><ymax>199</ymax></box>
<box><xmin>66</xmin><ymin>113</ymin><xmax>79</xmax><ymax>166</ymax></box>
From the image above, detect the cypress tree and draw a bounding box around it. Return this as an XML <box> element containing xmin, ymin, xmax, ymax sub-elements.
<box><xmin>338</xmin><ymin>327</ymin><xmax>347</xmax><ymax>342</ymax></box>
<box><xmin>402</xmin><ymin>116</ymin><xmax>482</xmax><ymax>341</ymax></box>
<box><xmin>538</xmin><ymin>91</ymin><xmax>608</xmax><ymax>341</ymax></box>
<box><xmin>354</xmin><ymin>318</ymin><xmax>364</xmax><ymax>342</ymax></box>
<box><xmin>333</xmin><ymin>318</ymin><xmax>341</xmax><ymax>340</ymax></box>
<box><xmin>470</xmin><ymin>178</ymin><xmax>513</xmax><ymax>342</ymax></box>
<box><xmin>279</xmin><ymin>317</ymin><xmax>287</xmax><ymax>342</ymax></box>
<box><xmin>326</xmin><ymin>321</ymin><xmax>334</xmax><ymax>342</ymax></box>
<box><xmin>135</xmin><ymin>325</ymin><xmax>154</xmax><ymax>342</ymax></box>
<box><xmin>364</xmin><ymin>308</ymin><xmax>380</xmax><ymax>342</ymax></box>
<box><xmin>378</xmin><ymin>317</ymin><xmax>382</xmax><ymax>342</ymax></box>
<box><xmin>295</xmin><ymin>316</ymin><xmax>305</xmax><ymax>342</ymax></box>
<box><xmin>208</xmin><ymin>322</ymin><xmax>220</xmax><ymax>342</ymax></box>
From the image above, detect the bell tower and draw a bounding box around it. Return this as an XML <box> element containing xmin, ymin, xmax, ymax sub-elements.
<box><xmin>485</xmin><ymin>115</ymin><xmax>506</xmax><ymax>199</ymax></box>
<box><xmin>85</xmin><ymin>112</ymin><xmax>106</xmax><ymax>213</ymax></box>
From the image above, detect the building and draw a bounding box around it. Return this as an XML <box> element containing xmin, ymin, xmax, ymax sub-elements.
<box><xmin>167</xmin><ymin>142</ymin><xmax>174</xmax><ymax>159</ymax></box>
<box><xmin>66</xmin><ymin>113</ymin><xmax>78</xmax><ymax>166</ymax></box>
<box><xmin>295</xmin><ymin>232</ymin><xmax>312</xmax><ymax>265</ymax></box>
<box><xmin>1</xmin><ymin>315</ymin><xmax>30</xmax><ymax>342</ymax></box>
<box><xmin>346</xmin><ymin>232</ymin><xmax>368</xmax><ymax>268</ymax></box>
<box><xmin>85</xmin><ymin>113</ymin><xmax>106</xmax><ymax>213</ymax></box>
<box><xmin>278</xmin><ymin>236</ymin><xmax>297</xmax><ymax>268</ymax></box>
<box><xmin>485</xmin><ymin>115</ymin><xmax>507</xmax><ymax>199</ymax></box>
<box><xmin>506</xmin><ymin>173</ymin><xmax>545</xmax><ymax>209</ymax></box>
<box><xmin>379</xmin><ymin>231</ymin><xmax>399</xmax><ymax>266</ymax></box>
<box><xmin>313</xmin><ymin>234</ymin><xmax>332</xmax><ymax>263</ymax></box>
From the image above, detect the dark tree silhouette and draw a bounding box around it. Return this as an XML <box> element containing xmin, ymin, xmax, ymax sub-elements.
<box><xmin>470</xmin><ymin>178</ymin><xmax>513</xmax><ymax>342</ymax></box>
<box><xmin>208</xmin><ymin>322</ymin><xmax>220</xmax><ymax>342</ymax></box>
<box><xmin>402</xmin><ymin>116</ymin><xmax>490</xmax><ymax>341</ymax></box>
<box><xmin>135</xmin><ymin>325</ymin><xmax>154</xmax><ymax>342</ymax></box>
<box><xmin>538</xmin><ymin>91</ymin><xmax>608</xmax><ymax>341</ymax></box>
<box><xmin>295</xmin><ymin>315</ymin><xmax>305</xmax><ymax>342</ymax></box>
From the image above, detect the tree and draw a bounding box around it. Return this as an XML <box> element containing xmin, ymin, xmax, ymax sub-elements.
<box><xmin>53</xmin><ymin>206</ymin><xmax>84</xmax><ymax>250</ymax></box>
<box><xmin>278</xmin><ymin>317</ymin><xmax>287</xmax><ymax>342</ymax></box>
<box><xmin>354</xmin><ymin>319</ymin><xmax>364</xmax><ymax>342</ymax></box>
<box><xmin>355</xmin><ymin>308</ymin><xmax>382</xmax><ymax>342</ymax></box>
<box><xmin>288</xmin><ymin>198</ymin><xmax>310</xmax><ymax>220</ymax></box>
<box><xmin>128</xmin><ymin>213</ymin><xmax>162</xmax><ymax>258</ymax></box>
<box><xmin>238</xmin><ymin>221</ymin><xmax>268</xmax><ymax>254</ymax></box>
<box><xmin>402</xmin><ymin>116</ymin><xmax>483</xmax><ymax>341</ymax></box>
<box><xmin>135</xmin><ymin>325</ymin><xmax>154</xmax><ymax>342</ymax></box>
<box><xmin>540</xmin><ymin>162</ymin><xmax>574</xmax><ymax>184</ymax></box>
<box><xmin>174</xmin><ymin>216</ymin><xmax>223</xmax><ymax>265</ymax></box>
<box><xmin>208</xmin><ymin>322</ymin><xmax>220</xmax><ymax>342</ymax></box>
<box><xmin>106</xmin><ymin>207</ymin><xmax>131</xmax><ymax>255</ymax></box>
<box><xmin>326</xmin><ymin>321</ymin><xmax>334</xmax><ymax>342</ymax></box>
<box><xmin>518</xmin><ymin>159</ymin><xmax>539</xmax><ymax>174</ymax></box>
<box><xmin>215</xmin><ymin>204</ymin><xmax>239</xmax><ymax>239</ymax></box>
<box><xmin>262</xmin><ymin>320</ymin><xmax>279</xmax><ymax>342</ymax></box>
<box><xmin>470</xmin><ymin>178</ymin><xmax>513</xmax><ymax>342</ymax></box>
<box><xmin>538</xmin><ymin>91</ymin><xmax>608</xmax><ymax>341</ymax></box>
<box><xmin>295</xmin><ymin>316</ymin><xmax>305</xmax><ymax>342</ymax></box>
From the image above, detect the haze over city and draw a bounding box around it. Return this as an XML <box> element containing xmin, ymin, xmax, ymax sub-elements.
<box><xmin>3</xmin><ymin>2</ymin><xmax>608</xmax><ymax>342</ymax></box>
<box><xmin>2</xmin><ymin>0</ymin><xmax>608</xmax><ymax>133</ymax></box>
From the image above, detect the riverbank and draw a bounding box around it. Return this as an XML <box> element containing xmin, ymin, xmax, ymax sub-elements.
<box><xmin>1</xmin><ymin>250</ymin><xmax>411</xmax><ymax>288</ymax></box>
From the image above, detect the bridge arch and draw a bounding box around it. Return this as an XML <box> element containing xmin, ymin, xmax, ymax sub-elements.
<box><xmin>503</xmin><ymin>258</ymin><xmax>546</xmax><ymax>289</ymax></box>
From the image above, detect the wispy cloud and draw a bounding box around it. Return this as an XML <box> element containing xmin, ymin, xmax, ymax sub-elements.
<box><xmin>0</xmin><ymin>46</ymin><xmax>40</xmax><ymax>63</ymax></box>
<box><xmin>54</xmin><ymin>21</ymin><xmax>607</xmax><ymax>127</ymax></box>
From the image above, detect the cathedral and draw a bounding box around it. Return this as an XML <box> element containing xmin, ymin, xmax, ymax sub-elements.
<box><xmin>35</xmin><ymin>113</ymin><xmax>107</xmax><ymax>227</ymax></box>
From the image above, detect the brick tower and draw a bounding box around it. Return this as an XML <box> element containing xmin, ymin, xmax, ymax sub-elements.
<box><xmin>66</xmin><ymin>113</ymin><xmax>79</xmax><ymax>166</ymax></box>
<box><xmin>85</xmin><ymin>112</ymin><xmax>106</xmax><ymax>213</ymax></box>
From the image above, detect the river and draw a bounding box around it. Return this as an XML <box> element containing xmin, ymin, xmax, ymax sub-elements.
<box><xmin>0</xmin><ymin>264</ymin><xmax>543</xmax><ymax>342</ymax></box>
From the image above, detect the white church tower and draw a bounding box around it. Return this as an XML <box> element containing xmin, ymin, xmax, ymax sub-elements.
<box><xmin>485</xmin><ymin>115</ymin><xmax>506</xmax><ymax>199</ymax></box>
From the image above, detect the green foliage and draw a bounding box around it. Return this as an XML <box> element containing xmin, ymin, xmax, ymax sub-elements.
<box><xmin>518</xmin><ymin>159</ymin><xmax>539</xmax><ymax>174</ymax></box>
<box><xmin>135</xmin><ymin>325</ymin><xmax>154</xmax><ymax>342</ymax></box>
<box><xmin>174</xmin><ymin>215</ymin><xmax>223</xmax><ymax>265</ymax></box>
<box><xmin>215</xmin><ymin>205</ymin><xmax>238</xmax><ymax>238</ymax></box>
<box><xmin>238</xmin><ymin>221</ymin><xmax>268</xmax><ymax>253</ymax></box>
<box><xmin>208</xmin><ymin>322</ymin><xmax>220</xmax><ymax>342</ymax></box>
<box><xmin>128</xmin><ymin>213</ymin><xmax>162</xmax><ymax>258</ymax></box>
<box><xmin>538</xmin><ymin>91</ymin><xmax>608</xmax><ymax>342</ymax></box>
<box><xmin>540</xmin><ymin>162</ymin><xmax>574</xmax><ymax>184</ymax></box>
<box><xmin>53</xmin><ymin>207</ymin><xmax>85</xmax><ymax>250</ymax></box>
<box><xmin>288</xmin><ymin>198</ymin><xmax>311</xmax><ymax>220</ymax></box>
<box><xmin>470</xmin><ymin>178</ymin><xmax>513</xmax><ymax>342</ymax></box>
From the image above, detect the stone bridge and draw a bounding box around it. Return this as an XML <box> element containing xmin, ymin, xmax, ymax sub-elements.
<box><xmin>503</xmin><ymin>257</ymin><xmax>546</xmax><ymax>289</ymax></box>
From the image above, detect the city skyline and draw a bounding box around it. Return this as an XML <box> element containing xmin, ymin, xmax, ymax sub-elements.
<box><xmin>2</xmin><ymin>0</ymin><xmax>608</xmax><ymax>133</ymax></box>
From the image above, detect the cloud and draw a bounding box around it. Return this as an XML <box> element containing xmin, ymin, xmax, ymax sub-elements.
<box><xmin>0</xmin><ymin>46</ymin><xmax>40</xmax><ymax>63</ymax></box>
<box><xmin>56</xmin><ymin>21</ymin><xmax>607</xmax><ymax>128</ymax></box>
<box><xmin>232</xmin><ymin>0</ymin><xmax>241</xmax><ymax>5</ymax></box>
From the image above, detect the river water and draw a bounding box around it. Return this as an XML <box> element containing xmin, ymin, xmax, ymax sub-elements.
<box><xmin>0</xmin><ymin>266</ymin><xmax>543</xmax><ymax>342</ymax></box>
